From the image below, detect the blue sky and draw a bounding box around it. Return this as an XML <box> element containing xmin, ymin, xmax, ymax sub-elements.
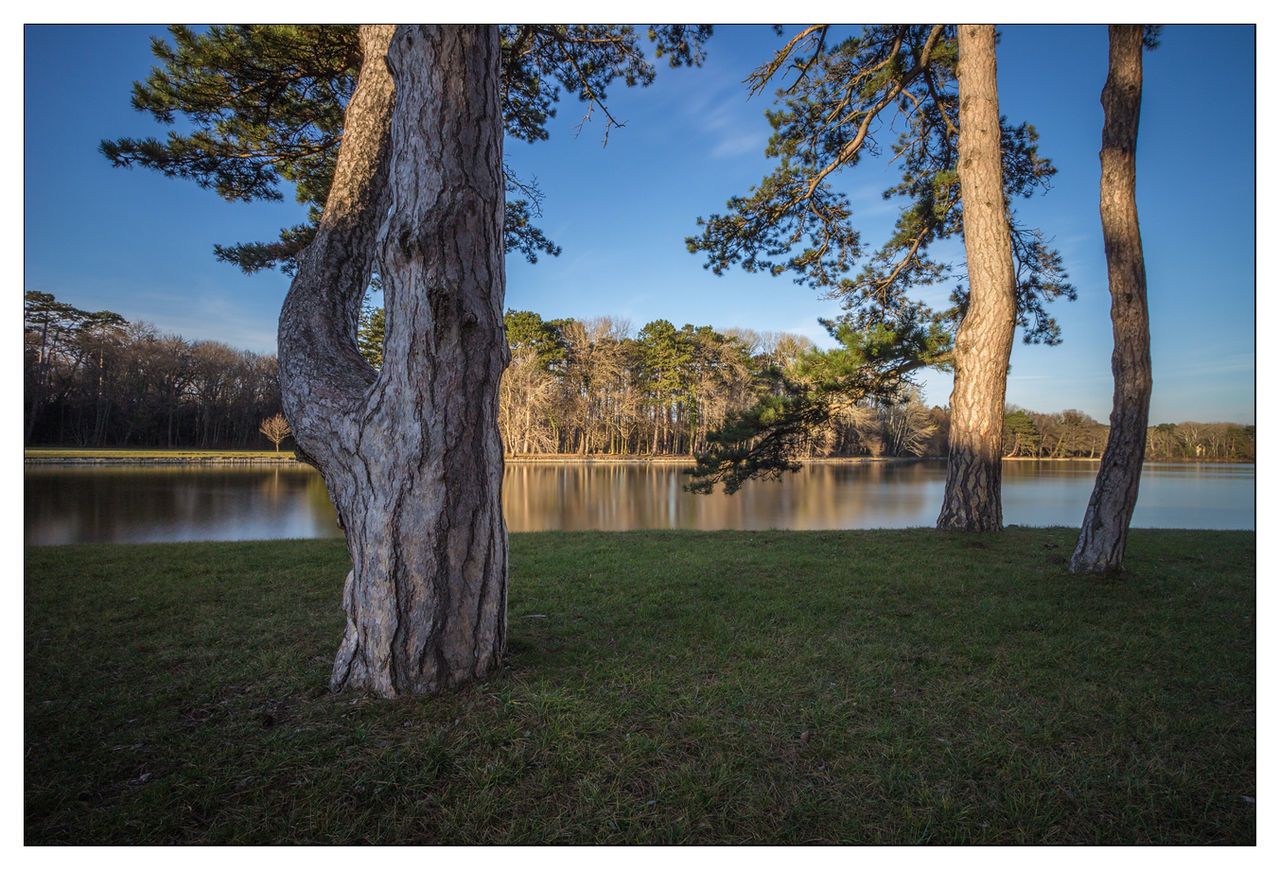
<box><xmin>23</xmin><ymin>22</ymin><xmax>1256</xmax><ymax>425</ymax></box>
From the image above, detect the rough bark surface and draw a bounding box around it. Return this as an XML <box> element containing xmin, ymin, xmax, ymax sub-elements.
<box><xmin>937</xmin><ymin>25</ymin><xmax>1018</xmax><ymax>532</ymax></box>
<box><xmin>278</xmin><ymin>25</ymin><xmax>508</xmax><ymax>697</ymax></box>
<box><xmin>1070</xmin><ymin>25</ymin><xmax>1151</xmax><ymax>574</ymax></box>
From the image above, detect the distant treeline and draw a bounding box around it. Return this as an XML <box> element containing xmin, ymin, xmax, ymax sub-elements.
<box><xmin>24</xmin><ymin>292</ymin><xmax>1255</xmax><ymax>462</ymax></box>
<box><xmin>493</xmin><ymin>310</ymin><xmax>1253</xmax><ymax>462</ymax></box>
<box><xmin>24</xmin><ymin>292</ymin><xmax>280</xmax><ymax>449</ymax></box>
<box><xmin>1002</xmin><ymin>408</ymin><xmax>1254</xmax><ymax>463</ymax></box>
<box><xmin>493</xmin><ymin>310</ymin><xmax>946</xmax><ymax>459</ymax></box>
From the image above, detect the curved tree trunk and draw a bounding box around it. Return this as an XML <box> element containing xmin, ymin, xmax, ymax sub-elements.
<box><xmin>278</xmin><ymin>25</ymin><xmax>508</xmax><ymax>697</ymax></box>
<box><xmin>937</xmin><ymin>25</ymin><xmax>1018</xmax><ymax>532</ymax></box>
<box><xmin>1071</xmin><ymin>25</ymin><xmax>1151</xmax><ymax>573</ymax></box>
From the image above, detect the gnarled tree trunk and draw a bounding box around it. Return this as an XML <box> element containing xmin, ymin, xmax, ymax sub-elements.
<box><xmin>1071</xmin><ymin>25</ymin><xmax>1151</xmax><ymax>573</ymax></box>
<box><xmin>278</xmin><ymin>25</ymin><xmax>508</xmax><ymax>697</ymax></box>
<box><xmin>937</xmin><ymin>24</ymin><xmax>1018</xmax><ymax>532</ymax></box>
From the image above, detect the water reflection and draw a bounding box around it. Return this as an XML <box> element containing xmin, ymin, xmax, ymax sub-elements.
<box><xmin>24</xmin><ymin>465</ymin><xmax>341</xmax><ymax>545</ymax></box>
<box><xmin>505</xmin><ymin>461</ymin><xmax>944</xmax><ymax>531</ymax></box>
<box><xmin>1000</xmin><ymin>460</ymin><xmax>1256</xmax><ymax>530</ymax></box>
<box><xmin>24</xmin><ymin>459</ymin><xmax>1255</xmax><ymax>545</ymax></box>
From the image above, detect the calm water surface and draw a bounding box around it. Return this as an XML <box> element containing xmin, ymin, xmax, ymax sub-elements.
<box><xmin>24</xmin><ymin>459</ymin><xmax>1254</xmax><ymax>545</ymax></box>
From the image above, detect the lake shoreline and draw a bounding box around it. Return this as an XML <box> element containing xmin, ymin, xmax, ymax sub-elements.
<box><xmin>25</xmin><ymin>449</ymin><xmax>1252</xmax><ymax>467</ymax></box>
<box><xmin>27</xmin><ymin>458</ymin><xmax>1255</xmax><ymax>545</ymax></box>
<box><xmin>23</xmin><ymin>450</ymin><xmax>932</xmax><ymax>467</ymax></box>
<box><xmin>24</xmin><ymin>454</ymin><xmax>301</xmax><ymax>466</ymax></box>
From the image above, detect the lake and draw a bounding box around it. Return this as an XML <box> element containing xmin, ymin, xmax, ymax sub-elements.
<box><xmin>23</xmin><ymin>459</ymin><xmax>1254</xmax><ymax>546</ymax></box>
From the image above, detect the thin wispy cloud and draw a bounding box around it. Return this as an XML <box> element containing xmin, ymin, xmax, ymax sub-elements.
<box><xmin>674</xmin><ymin>61</ymin><xmax>776</xmax><ymax>163</ymax></box>
<box><xmin>710</xmin><ymin>131</ymin><xmax>768</xmax><ymax>160</ymax></box>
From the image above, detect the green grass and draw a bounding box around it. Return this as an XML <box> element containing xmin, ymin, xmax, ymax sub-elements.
<box><xmin>24</xmin><ymin>529</ymin><xmax>1255</xmax><ymax>844</ymax></box>
<box><xmin>25</xmin><ymin>447</ymin><xmax>294</xmax><ymax>460</ymax></box>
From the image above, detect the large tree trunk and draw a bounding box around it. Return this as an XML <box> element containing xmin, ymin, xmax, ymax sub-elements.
<box><xmin>1070</xmin><ymin>26</ymin><xmax>1151</xmax><ymax>573</ymax></box>
<box><xmin>937</xmin><ymin>25</ymin><xmax>1018</xmax><ymax>532</ymax></box>
<box><xmin>278</xmin><ymin>25</ymin><xmax>508</xmax><ymax>697</ymax></box>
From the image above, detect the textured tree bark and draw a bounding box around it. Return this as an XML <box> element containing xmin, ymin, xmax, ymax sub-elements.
<box><xmin>278</xmin><ymin>25</ymin><xmax>508</xmax><ymax>697</ymax></box>
<box><xmin>937</xmin><ymin>25</ymin><xmax>1018</xmax><ymax>532</ymax></box>
<box><xmin>1070</xmin><ymin>26</ymin><xmax>1151</xmax><ymax>574</ymax></box>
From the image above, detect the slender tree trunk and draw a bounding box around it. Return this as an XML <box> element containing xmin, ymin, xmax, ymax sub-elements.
<box><xmin>25</xmin><ymin>323</ymin><xmax>50</xmax><ymax>444</ymax></box>
<box><xmin>278</xmin><ymin>25</ymin><xmax>508</xmax><ymax>697</ymax></box>
<box><xmin>1070</xmin><ymin>26</ymin><xmax>1151</xmax><ymax>573</ymax></box>
<box><xmin>166</xmin><ymin>393</ymin><xmax>176</xmax><ymax>448</ymax></box>
<box><xmin>937</xmin><ymin>25</ymin><xmax>1018</xmax><ymax>532</ymax></box>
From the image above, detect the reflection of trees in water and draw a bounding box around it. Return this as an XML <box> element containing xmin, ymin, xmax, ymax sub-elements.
<box><xmin>26</xmin><ymin>467</ymin><xmax>208</xmax><ymax>543</ymax></box>
<box><xmin>256</xmin><ymin>467</ymin><xmax>343</xmax><ymax>534</ymax></box>
<box><xmin>25</xmin><ymin>466</ymin><xmax>343</xmax><ymax>544</ymax></box>
<box><xmin>26</xmin><ymin>460</ymin><xmax>1254</xmax><ymax>543</ymax></box>
<box><xmin>303</xmin><ymin>470</ymin><xmax>340</xmax><ymax>529</ymax></box>
<box><xmin>500</xmin><ymin>460</ymin><xmax>942</xmax><ymax>531</ymax></box>
<box><xmin>256</xmin><ymin>467</ymin><xmax>283</xmax><ymax>501</ymax></box>
<box><xmin>725</xmin><ymin>462</ymin><xmax>938</xmax><ymax>531</ymax></box>
<box><xmin>23</xmin><ymin>460</ymin><xmax>941</xmax><ymax>542</ymax></box>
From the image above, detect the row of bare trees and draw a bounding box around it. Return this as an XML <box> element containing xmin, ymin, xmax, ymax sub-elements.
<box><xmin>1002</xmin><ymin>407</ymin><xmax>1254</xmax><ymax>462</ymax></box>
<box><xmin>24</xmin><ymin>291</ymin><xmax>282</xmax><ymax>449</ymax></box>
<box><xmin>1144</xmin><ymin>421</ymin><xmax>1255</xmax><ymax>461</ymax></box>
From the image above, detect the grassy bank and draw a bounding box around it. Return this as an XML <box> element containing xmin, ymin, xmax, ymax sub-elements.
<box><xmin>25</xmin><ymin>529</ymin><xmax>1254</xmax><ymax>844</ymax></box>
<box><xmin>25</xmin><ymin>447</ymin><xmax>296</xmax><ymax>462</ymax></box>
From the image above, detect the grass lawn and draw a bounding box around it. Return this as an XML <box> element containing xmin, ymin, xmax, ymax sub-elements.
<box><xmin>24</xmin><ymin>529</ymin><xmax>1255</xmax><ymax>844</ymax></box>
<box><xmin>25</xmin><ymin>447</ymin><xmax>295</xmax><ymax>460</ymax></box>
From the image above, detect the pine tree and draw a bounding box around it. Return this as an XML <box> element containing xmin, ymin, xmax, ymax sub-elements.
<box><xmin>687</xmin><ymin>25</ymin><xmax>1074</xmax><ymax>529</ymax></box>
<box><xmin>1003</xmin><ymin>409</ymin><xmax>1041</xmax><ymax>457</ymax></box>
<box><xmin>503</xmin><ymin>309</ymin><xmax>570</xmax><ymax>372</ymax></box>
<box><xmin>103</xmin><ymin>24</ymin><xmax>712</xmax><ymax>275</ymax></box>
<box><xmin>104</xmin><ymin>24</ymin><xmax>713</xmax><ymax>697</ymax></box>
<box><xmin>1070</xmin><ymin>26</ymin><xmax>1158</xmax><ymax>573</ymax></box>
<box><xmin>355</xmin><ymin>305</ymin><xmax>384</xmax><ymax>369</ymax></box>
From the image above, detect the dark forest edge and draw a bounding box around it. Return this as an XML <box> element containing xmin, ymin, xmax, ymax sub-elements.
<box><xmin>25</xmin><ymin>290</ymin><xmax>1254</xmax><ymax>463</ymax></box>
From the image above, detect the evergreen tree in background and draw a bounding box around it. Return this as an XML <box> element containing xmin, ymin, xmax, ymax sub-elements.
<box><xmin>355</xmin><ymin>305</ymin><xmax>384</xmax><ymax>369</ymax></box>
<box><xmin>1003</xmin><ymin>408</ymin><xmax>1041</xmax><ymax>457</ymax></box>
<box><xmin>25</xmin><ymin>291</ymin><xmax>93</xmax><ymax>443</ymax></box>
<box><xmin>686</xmin><ymin>320</ymin><xmax>950</xmax><ymax>493</ymax></box>
<box><xmin>503</xmin><ymin>309</ymin><xmax>570</xmax><ymax>372</ymax></box>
